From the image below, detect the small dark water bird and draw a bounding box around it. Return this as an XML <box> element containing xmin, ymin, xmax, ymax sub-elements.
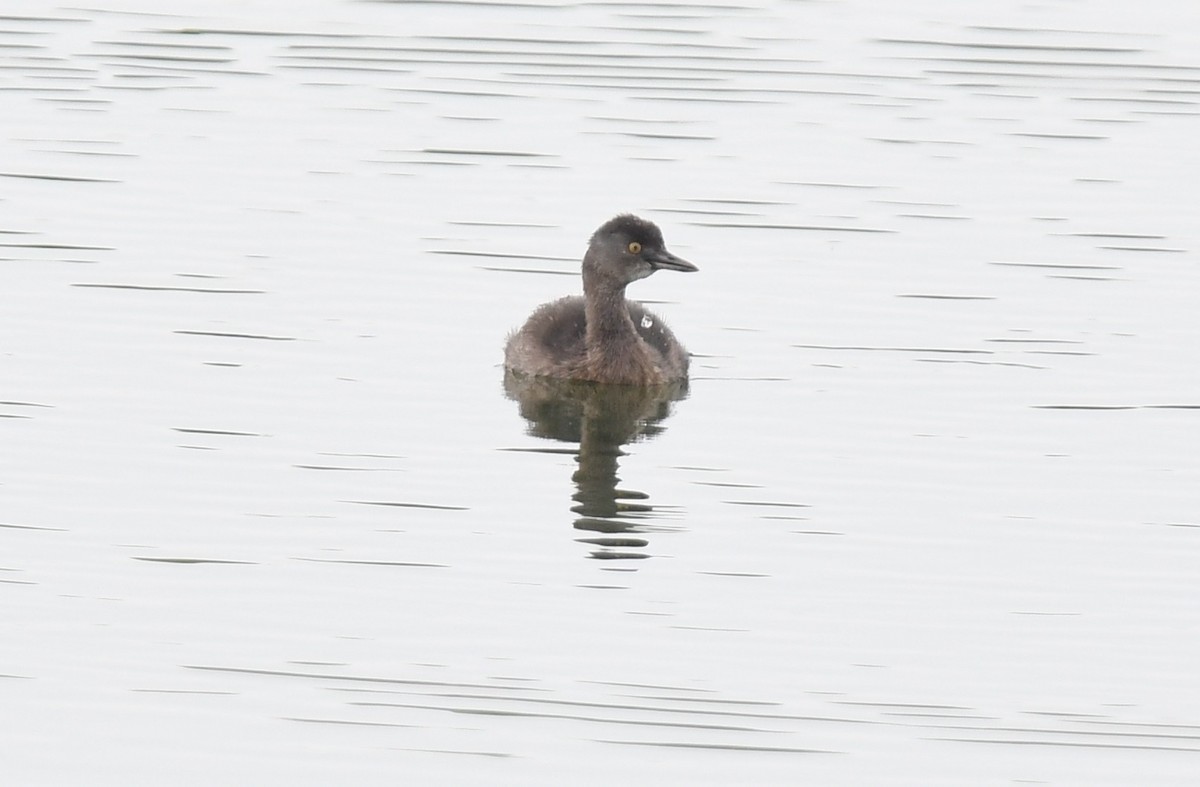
<box><xmin>504</xmin><ymin>214</ymin><xmax>698</xmax><ymax>386</ymax></box>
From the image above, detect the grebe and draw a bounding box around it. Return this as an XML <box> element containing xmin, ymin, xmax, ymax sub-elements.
<box><xmin>504</xmin><ymin>215</ymin><xmax>698</xmax><ymax>386</ymax></box>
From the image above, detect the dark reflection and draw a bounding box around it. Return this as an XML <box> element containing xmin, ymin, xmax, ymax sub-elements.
<box><xmin>503</xmin><ymin>370</ymin><xmax>688</xmax><ymax>560</ymax></box>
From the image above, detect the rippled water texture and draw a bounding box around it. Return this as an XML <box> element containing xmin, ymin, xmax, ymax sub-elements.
<box><xmin>3</xmin><ymin>1</ymin><xmax>1199</xmax><ymax>783</ymax></box>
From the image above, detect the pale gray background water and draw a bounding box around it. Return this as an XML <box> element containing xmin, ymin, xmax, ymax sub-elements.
<box><xmin>3</xmin><ymin>0</ymin><xmax>1199</xmax><ymax>783</ymax></box>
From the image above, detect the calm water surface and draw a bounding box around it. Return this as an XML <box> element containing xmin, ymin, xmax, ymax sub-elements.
<box><xmin>3</xmin><ymin>0</ymin><xmax>1199</xmax><ymax>783</ymax></box>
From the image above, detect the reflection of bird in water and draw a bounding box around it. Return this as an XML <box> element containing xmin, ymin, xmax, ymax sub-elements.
<box><xmin>503</xmin><ymin>372</ymin><xmax>689</xmax><ymax>560</ymax></box>
<box><xmin>504</xmin><ymin>214</ymin><xmax>698</xmax><ymax>386</ymax></box>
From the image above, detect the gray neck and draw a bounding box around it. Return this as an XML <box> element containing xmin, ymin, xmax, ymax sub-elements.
<box><xmin>583</xmin><ymin>275</ymin><xmax>638</xmax><ymax>349</ymax></box>
<box><xmin>581</xmin><ymin>264</ymin><xmax>658</xmax><ymax>384</ymax></box>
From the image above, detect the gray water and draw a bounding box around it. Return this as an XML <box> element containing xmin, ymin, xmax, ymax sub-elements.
<box><xmin>3</xmin><ymin>1</ymin><xmax>1199</xmax><ymax>783</ymax></box>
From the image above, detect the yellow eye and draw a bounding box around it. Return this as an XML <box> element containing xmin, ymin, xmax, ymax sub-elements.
<box><xmin>627</xmin><ymin>241</ymin><xmax>642</xmax><ymax>254</ymax></box>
